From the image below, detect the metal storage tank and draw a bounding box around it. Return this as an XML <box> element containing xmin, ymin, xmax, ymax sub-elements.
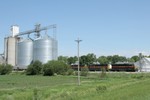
<box><xmin>52</xmin><ymin>39</ymin><xmax>58</xmax><ymax>60</ymax></box>
<box><xmin>33</xmin><ymin>35</ymin><xmax>54</xmax><ymax>63</ymax></box>
<box><xmin>17</xmin><ymin>38</ymin><xmax>33</xmax><ymax>69</ymax></box>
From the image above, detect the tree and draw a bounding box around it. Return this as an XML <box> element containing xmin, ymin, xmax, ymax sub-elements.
<box><xmin>107</xmin><ymin>56</ymin><xmax>113</xmax><ymax>64</ymax></box>
<box><xmin>58</xmin><ymin>56</ymin><xmax>68</xmax><ymax>64</ymax></box>
<box><xmin>80</xmin><ymin>55</ymin><xmax>88</xmax><ymax>66</ymax></box>
<box><xmin>43</xmin><ymin>63</ymin><xmax>54</xmax><ymax>76</ymax></box>
<box><xmin>106</xmin><ymin>55</ymin><xmax>127</xmax><ymax>64</ymax></box>
<box><xmin>67</xmin><ymin>56</ymin><xmax>78</xmax><ymax>65</ymax></box>
<box><xmin>86</xmin><ymin>53</ymin><xmax>97</xmax><ymax>65</ymax></box>
<box><xmin>111</xmin><ymin>55</ymin><xmax>120</xmax><ymax>64</ymax></box>
<box><xmin>43</xmin><ymin>60</ymin><xmax>69</xmax><ymax>75</ymax></box>
<box><xmin>0</xmin><ymin>64</ymin><xmax>13</xmax><ymax>75</ymax></box>
<box><xmin>97</xmin><ymin>56</ymin><xmax>109</xmax><ymax>64</ymax></box>
<box><xmin>80</xmin><ymin>53</ymin><xmax>97</xmax><ymax>66</ymax></box>
<box><xmin>26</xmin><ymin>60</ymin><xmax>42</xmax><ymax>75</ymax></box>
<box><xmin>130</xmin><ymin>56</ymin><xmax>140</xmax><ymax>62</ymax></box>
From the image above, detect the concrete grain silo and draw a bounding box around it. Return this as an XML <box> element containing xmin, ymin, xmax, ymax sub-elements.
<box><xmin>4</xmin><ymin>37</ymin><xmax>17</xmax><ymax>66</ymax></box>
<box><xmin>4</xmin><ymin>25</ymin><xmax>19</xmax><ymax>67</ymax></box>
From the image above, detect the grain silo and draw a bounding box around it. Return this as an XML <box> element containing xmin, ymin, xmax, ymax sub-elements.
<box><xmin>4</xmin><ymin>37</ymin><xmax>17</xmax><ymax>66</ymax></box>
<box><xmin>52</xmin><ymin>38</ymin><xmax>58</xmax><ymax>60</ymax></box>
<box><xmin>3</xmin><ymin>24</ymin><xmax>57</xmax><ymax>68</ymax></box>
<box><xmin>17</xmin><ymin>38</ymin><xmax>33</xmax><ymax>69</ymax></box>
<box><xmin>4</xmin><ymin>25</ymin><xmax>19</xmax><ymax>66</ymax></box>
<box><xmin>33</xmin><ymin>35</ymin><xmax>55</xmax><ymax>63</ymax></box>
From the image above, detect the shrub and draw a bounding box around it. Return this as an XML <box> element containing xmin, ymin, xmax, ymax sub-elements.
<box><xmin>26</xmin><ymin>64</ymin><xmax>35</xmax><ymax>75</ymax></box>
<box><xmin>33</xmin><ymin>88</ymin><xmax>38</xmax><ymax>100</ymax></box>
<box><xmin>100</xmin><ymin>66</ymin><xmax>107</xmax><ymax>78</ymax></box>
<box><xmin>26</xmin><ymin>60</ymin><xmax>42</xmax><ymax>75</ymax></box>
<box><xmin>43</xmin><ymin>63</ymin><xmax>54</xmax><ymax>76</ymax></box>
<box><xmin>0</xmin><ymin>64</ymin><xmax>13</xmax><ymax>75</ymax></box>
<box><xmin>96</xmin><ymin>85</ymin><xmax>107</xmax><ymax>93</ymax></box>
<box><xmin>67</xmin><ymin>68</ymin><xmax>74</xmax><ymax>75</ymax></box>
<box><xmin>43</xmin><ymin>60</ymin><xmax>69</xmax><ymax>76</ymax></box>
<box><xmin>80</xmin><ymin>66</ymin><xmax>89</xmax><ymax>76</ymax></box>
<box><xmin>53</xmin><ymin>61</ymin><xmax>69</xmax><ymax>75</ymax></box>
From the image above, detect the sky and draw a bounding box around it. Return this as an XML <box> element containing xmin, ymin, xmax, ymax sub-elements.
<box><xmin>0</xmin><ymin>0</ymin><xmax>150</xmax><ymax>57</ymax></box>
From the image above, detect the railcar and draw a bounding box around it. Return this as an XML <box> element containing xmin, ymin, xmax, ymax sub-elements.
<box><xmin>71</xmin><ymin>64</ymin><xmax>137</xmax><ymax>72</ymax></box>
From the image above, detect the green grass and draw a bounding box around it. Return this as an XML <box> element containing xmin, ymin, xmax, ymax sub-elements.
<box><xmin>0</xmin><ymin>72</ymin><xmax>150</xmax><ymax>100</ymax></box>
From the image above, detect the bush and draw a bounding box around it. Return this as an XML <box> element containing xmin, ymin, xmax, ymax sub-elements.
<box><xmin>80</xmin><ymin>66</ymin><xmax>89</xmax><ymax>76</ymax></box>
<box><xmin>67</xmin><ymin>68</ymin><xmax>74</xmax><ymax>75</ymax></box>
<box><xmin>100</xmin><ymin>66</ymin><xmax>107</xmax><ymax>78</ymax></box>
<box><xmin>26</xmin><ymin>60</ymin><xmax>42</xmax><ymax>75</ymax></box>
<box><xmin>96</xmin><ymin>85</ymin><xmax>107</xmax><ymax>93</ymax></box>
<box><xmin>53</xmin><ymin>61</ymin><xmax>69</xmax><ymax>75</ymax></box>
<box><xmin>43</xmin><ymin>60</ymin><xmax>69</xmax><ymax>76</ymax></box>
<box><xmin>0</xmin><ymin>64</ymin><xmax>13</xmax><ymax>75</ymax></box>
<box><xmin>43</xmin><ymin>63</ymin><xmax>54</xmax><ymax>76</ymax></box>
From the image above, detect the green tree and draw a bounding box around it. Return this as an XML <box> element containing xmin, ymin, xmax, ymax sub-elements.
<box><xmin>43</xmin><ymin>60</ymin><xmax>69</xmax><ymax>75</ymax></box>
<box><xmin>130</xmin><ymin>56</ymin><xmax>140</xmax><ymax>62</ymax></box>
<box><xmin>112</xmin><ymin>55</ymin><xmax>120</xmax><ymax>64</ymax></box>
<box><xmin>118</xmin><ymin>56</ymin><xmax>127</xmax><ymax>62</ymax></box>
<box><xmin>97</xmin><ymin>56</ymin><xmax>109</xmax><ymax>64</ymax></box>
<box><xmin>87</xmin><ymin>53</ymin><xmax>97</xmax><ymax>65</ymax></box>
<box><xmin>80</xmin><ymin>53</ymin><xmax>97</xmax><ymax>66</ymax></box>
<box><xmin>127</xmin><ymin>58</ymin><xmax>135</xmax><ymax>63</ymax></box>
<box><xmin>67</xmin><ymin>56</ymin><xmax>78</xmax><ymax>65</ymax></box>
<box><xmin>43</xmin><ymin>63</ymin><xmax>54</xmax><ymax>76</ymax></box>
<box><xmin>26</xmin><ymin>60</ymin><xmax>42</xmax><ymax>75</ymax></box>
<box><xmin>80</xmin><ymin>55</ymin><xmax>88</xmax><ymax>66</ymax></box>
<box><xmin>106</xmin><ymin>55</ymin><xmax>127</xmax><ymax>64</ymax></box>
<box><xmin>0</xmin><ymin>64</ymin><xmax>13</xmax><ymax>75</ymax></box>
<box><xmin>107</xmin><ymin>56</ymin><xmax>113</xmax><ymax>64</ymax></box>
<box><xmin>58</xmin><ymin>56</ymin><xmax>68</xmax><ymax>64</ymax></box>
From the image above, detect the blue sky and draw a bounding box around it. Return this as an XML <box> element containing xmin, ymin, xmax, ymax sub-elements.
<box><xmin>0</xmin><ymin>0</ymin><xmax>150</xmax><ymax>57</ymax></box>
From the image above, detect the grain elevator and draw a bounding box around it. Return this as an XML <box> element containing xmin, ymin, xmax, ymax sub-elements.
<box><xmin>3</xmin><ymin>24</ymin><xmax>57</xmax><ymax>69</ymax></box>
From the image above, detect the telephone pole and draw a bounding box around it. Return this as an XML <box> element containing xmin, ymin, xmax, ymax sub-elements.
<box><xmin>75</xmin><ymin>38</ymin><xmax>82</xmax><ymax>85</ymax></box>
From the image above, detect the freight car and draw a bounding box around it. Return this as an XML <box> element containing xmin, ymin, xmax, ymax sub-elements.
<box><xmin>71</xmin><ymin>64</ymin><xmax>137</xmax><ymax>72</ymax></box>
<box><xmin>110</xmin><ymin>64</ymin><xmax>137</xmax><ymax>72</ymax></box>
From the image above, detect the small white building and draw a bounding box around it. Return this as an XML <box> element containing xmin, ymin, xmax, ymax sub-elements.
<box><xmin>134</xmin><ymin>57</ymin><xmax>150</xmax><ymax>72</ymax></box>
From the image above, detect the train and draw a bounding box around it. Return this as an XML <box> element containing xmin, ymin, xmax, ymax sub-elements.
<box><xmin>71</xmin><ymin>63</ymin><xmax>138</xmax><ymax>72</ymax></box>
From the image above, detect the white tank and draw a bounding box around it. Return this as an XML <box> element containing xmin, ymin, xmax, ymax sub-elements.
<box><xmin>17</xmin><ymin>38</ymin><xmax>33</xmax><ymax>69</ymax></box>
<box><xmin>52</xmin><ymin>39</ymin><xmax>58</xmax><ymax>60</ymax></box>
<box><xmin>33</xmin><ymin>35</ymin><xmax>53</xmax><ymax>63</ymax></box>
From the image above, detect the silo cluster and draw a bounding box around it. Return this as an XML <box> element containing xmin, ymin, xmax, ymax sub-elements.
<box><xmin>4</xmin><ymin>25</ymin><xmax>58</xmax><ymax>69</ymax></box>
<box><xmin>17</xmin><ymin>35</ymin><xmax>58</xmax><ymax>69</ymax></box>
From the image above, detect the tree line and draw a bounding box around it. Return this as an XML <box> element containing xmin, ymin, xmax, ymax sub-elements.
<box><xmin>58</xmin><ymin>53</ymin><xmax>147</xmax><ymax>66</ymax></box>
<box><xmin>0</xmin><ymin>53</ymin><xmax>149</xmax><ymax>75</ymax></box>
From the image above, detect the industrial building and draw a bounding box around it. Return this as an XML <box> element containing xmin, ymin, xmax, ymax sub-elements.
<box><xmin>134</xmin><ymin>57</ymin><xmax>150</xmax><ymax>72</ymax></box>
<box><xmin>2</xmin><ymin>24</ymin><xmax>58</xmax><ymax>69</ymax></box>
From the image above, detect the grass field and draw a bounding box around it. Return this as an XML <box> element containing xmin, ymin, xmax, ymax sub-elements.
<box><xmin>0</xmin><ymin>72</ymin><xmax>150</xmax><ymax>100</ymax></box>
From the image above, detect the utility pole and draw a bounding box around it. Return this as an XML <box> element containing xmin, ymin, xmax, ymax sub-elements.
<box><xmin>75</xmin><ymin>38</ymin><xmax>82</xmax><ymax>86</ymax></box>
<box><xmin>139</xmin><ymin>53</ymin><xmax>142</xmax><ymax>72</ymax></box>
